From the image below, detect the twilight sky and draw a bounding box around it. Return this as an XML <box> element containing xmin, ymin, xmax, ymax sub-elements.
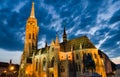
<box><xmin>0</xmin><ymin>0</ymin><xmax>120</xmax><ymax>64</ymax></box>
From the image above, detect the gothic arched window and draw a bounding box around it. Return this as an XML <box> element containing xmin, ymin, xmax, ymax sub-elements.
<box><xmin>36</xmin><ymin>59</ymin><xmax>38</xmax><ymax>71</ymax></box>
<box><xmin>33</xmin><ymin>33</ymin><xmax>34</xmax><ymax>40</ymax></box>
<box><xmin>43</xmin><ymin>58</ymin><xmax>47</xmax><ymax>71</ymax></box>
<box><xmin>60</xmin><ymin>66</ymin><xmax>65</xmax><ymax>72</ymax></box>
<box><xmin>76</xmin><ymin>54</ymin><xmax>79</xmax><ymax>60</ymax></box>
<box><xmin>51</xmin><ymin>57</ymin><xmax>55</xmax><ymax>67</ymax></box>
<box><xmin>29</xmin><ymin>43</ymin><xmax>32</xmax><ymax>55</ymax></box>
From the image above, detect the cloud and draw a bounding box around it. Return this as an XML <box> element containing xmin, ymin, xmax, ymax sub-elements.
<box><xmin>75</xmin><ymin>26</ymin><xmax>100</xmax><ymax>36</ymax></box>
<box><xmin>108</xmin><ymin>21</ymin><xmax>120</xmax><ymax>30</ymax></box>
<box><xmin>111</xmin><ymin>56</ymin><xmax>120</xmax><ymax>64</ymax></box>
<box><xmin>38</xmin><ymin>0</ymin><xmax>63</xmax><ymax>32</ymax></box>
<box><xmin>38</xmin><ymin>35</ymin><xmax>46</xmax><ymax>49</ymax></box>
<box><xmin>96</xmin><ymin>0</ymin><xmax>120</xmax><ymax>23</ymax></box>
<box><xmin>96</xmin><ymin>32</ymin><xmax>113</xmax><ymax>48</ymax></box>
<box><xmin>0</xmin><ymin>48</ymin><xmax>22</xmax><ymax>64</ymax></box>
<box><xmin>117</xmin><ymin>41</ymin><xmax>120</xmax><ymax>45</ymax></box>
<box><xmin>96</xmin><ymin>37</ymin><xmax>108</xmax><ymax>49</ymax></box>
<box><xmin>12</xmin><ymin>1</ymin><xmax>28</xmax><ymax>13</ymax></box>
<box><xmin>0</xmin><ymin>0</ymin><xmax>120</xmax><ymax>64</ymax></box>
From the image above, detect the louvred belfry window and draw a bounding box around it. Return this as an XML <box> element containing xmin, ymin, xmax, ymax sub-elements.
<box><xmin>33</xmin><ymin>33</ymin><xmax>34</xmax><ymax>39</ymax></box>
<box><xmin>29</xmin><ymin>34</ymin><xmax>31</xmax><ymax>39</ymax></box>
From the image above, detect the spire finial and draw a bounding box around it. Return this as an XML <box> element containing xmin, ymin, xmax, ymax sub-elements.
<box><xmin>62</xmin><ymin>21</ymin><xmax>67</xmax><ymax>43</ymax></box>
<box><xmin>30</xmin><ymin>2</ymin><xmax>35</xmax><ymax>18</ymax></box>
<box><xmin>63</xmin><ymin>21</ymin><xmax>66</xmax><ymax>35</ymax></box>
<box><xmin>45</xmin><ymin>42</ymin><xmax>48</xmax><ymax>47</ymax></box>
<box><xmin>80</xmin><ymin>43</ymin><xmax>82</xmax><ymax>49</ymax></box>
<box><xmin>64</xmin><ymin>26</ymin><xmax>66</xmax><ymax>35</ymax></box>
<box><xmin>9</xmin><ymin>59</ymin><xmax>12</xmax><ymax>65</ymax></box>
<box><xmin>55</xmin><ymin>33</ymin><xmax>59</xmax><ymax>45</ymax></box>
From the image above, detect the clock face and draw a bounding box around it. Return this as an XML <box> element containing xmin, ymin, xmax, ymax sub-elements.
<box><xmin>32</xmin><ymin>22</ymin><xmax>35</xmax><ymax>25</ymax></box>
<box><xmin>28</xmin><ymin>21</ymin><xmax>35</xmax><ymax>26</ymax></box>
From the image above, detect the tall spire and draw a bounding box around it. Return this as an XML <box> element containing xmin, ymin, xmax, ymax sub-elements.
<box><xmin>63</xmin><ymin>26</ymin><xmax>66</xmax><ymax>35</ymax></box>
<box><xmin>45</xmin><ymin>42</ymin><xmax>48</xmax><ymax>47</ymax></box>
<box><xmin>30</xmin><ymin>2</ymin><xmax>35</xmax><ymax>18</ymax></box>
<box><xmin>63</xmin><ymin>23</ymin><xmax>67</xmax><ymax>43</ymax></box>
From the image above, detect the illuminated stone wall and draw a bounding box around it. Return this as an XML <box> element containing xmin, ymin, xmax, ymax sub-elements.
<box><xmin>30</xmin><ymin>42</ymin><xmax>107</xmax><ymax>77</ymax></box>
<box><xmin>18</xmin><ymin>2</ymin><xmax>115</xmax><ymax>77</ymax></box>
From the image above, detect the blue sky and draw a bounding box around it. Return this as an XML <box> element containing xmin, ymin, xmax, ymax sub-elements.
<box><xmin>0</xmin><ymin>0</ymin><xmax>120</xmax><ymax>64</ymax></box>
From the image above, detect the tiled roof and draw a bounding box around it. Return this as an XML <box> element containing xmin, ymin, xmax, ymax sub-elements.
<box><xmin>37</xmin><ymin>36</ymin><xmax>96</xmax><ymax>54</ymax></box>
<box><xmin>60</xmin><ymin>36</ymin><xmax>96</xmax><ymax>52</ymax></box>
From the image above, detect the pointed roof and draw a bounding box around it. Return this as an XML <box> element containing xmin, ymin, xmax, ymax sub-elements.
<box><xmin>36</xmin><ymin>36</ymin><xmax>96</xmax><ymax>54</ymax></box>
<box><xmin>45</xmin><ymin>42</ymin><xmax>48</xmax><ymax>47</ymax></box>
<box><xmin>63</xmin><ymin>25</ymin><xmax>66</xmax><ymax>35</ymax></box>
<box><xmin>51</xmin><ymin>40</ymin><xmax>55</xmax><ymax>46</ymax></box>
<box><xmin>63</xmin><ymin>23</ymin><xmax>67</xmax><ymax>42</ymax></box>
<box><xmin>55</xmin><ymin>34</ymin><xmax>59</xmax><ymax>45</ymax></box>
<box><xmin>30</xmin><ymin>2</ymin><xmax>35</xmax><ymax>18</ymax></box>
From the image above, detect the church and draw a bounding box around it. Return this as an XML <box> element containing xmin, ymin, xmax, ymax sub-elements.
<box><xmin>18</xmin><ymin>2</ymin><xmax>116</xmax><ymax>77</ymax></box>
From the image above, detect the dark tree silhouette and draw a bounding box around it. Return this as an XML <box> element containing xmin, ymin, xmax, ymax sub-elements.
<box><xmin>83</xmin><ymin>53</ymin><xmax>96</xmax><ymax>72</ymax></box>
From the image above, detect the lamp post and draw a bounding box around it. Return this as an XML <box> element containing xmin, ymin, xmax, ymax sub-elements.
<box><xmin>9</xmin><ymin>65</ymin><xmax>15</xmax><ymax>77</ymax></box>
<box><xmin>9</xmin><ymin>66</ymin><xmax>15</xmax><ymax>71</ymax></box>
<box><xmin>26</xmin><ymin>71</ymin><xmax>28</xmax><ymax>77</ymax></box>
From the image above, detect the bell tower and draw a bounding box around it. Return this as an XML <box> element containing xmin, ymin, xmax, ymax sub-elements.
<box><xmin>18</xmin><ymin>2</ymin><xmax>39</xmax><ymax>77</ymax></box>
<box><xmin>24</xmin><ymin>2</ymin><xmax>39</xmax><ymax>57</ymax></box>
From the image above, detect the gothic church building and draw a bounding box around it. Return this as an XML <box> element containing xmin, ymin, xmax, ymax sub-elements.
<box><xmin>18</xmin><ymin>2</ymin><xmax>116</xmax><ymax>77</ymax></box>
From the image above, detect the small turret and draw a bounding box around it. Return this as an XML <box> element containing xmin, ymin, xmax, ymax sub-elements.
<box><xmin>55</xmin><ymin>34</ymin><xmax>59</xmax><ymax>45</ymax></box>
<box><xmin>9</xmin><ymin>59</ymin><xmax>12</xmax><ymax>65</ymax></box>
<box><xmin>63</xmin><ymin>25</ymin><xmax>67</xmax><ymax>43</ymax></box>
<box><xmin>80</xmin><ymin>43</ymin><xmax>82</xmax><ymax>49</ymax></box>
<box><xmin>45</xmin><ymin>42</ymin><xmax>48</xmax><ymax>47</ymax></box>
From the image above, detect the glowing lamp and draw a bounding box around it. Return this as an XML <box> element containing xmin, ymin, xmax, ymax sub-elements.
<box><xmin>9</xmin><ymin>66</ymin><xmax>15</xmax><ymax>71</ymax></box>
<box><xmin>3</xmin><ymin>70</ymin><xmax>7</xmax><ymax>73</ymax></box>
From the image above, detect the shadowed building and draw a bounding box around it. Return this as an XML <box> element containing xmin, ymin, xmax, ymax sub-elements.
<box><xmin>0</xmin><ymin>60</ymin><xmax>19</xmax><ymax>77</ymax></box>
<box><xmin>18</xmin><ymin>2</ymin><xmax>116</xmax><ymax>77</ymax></box>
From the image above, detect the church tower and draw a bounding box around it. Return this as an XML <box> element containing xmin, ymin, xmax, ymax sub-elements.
<box><xmin>18</xmin><ymin>2</ymin><xmax>39</xmax><ymax>77</ymax></box>
<box><xmin>24</xmin><ymin>2</ymin><xmax>39</xmax><ymax>57</ymax></box>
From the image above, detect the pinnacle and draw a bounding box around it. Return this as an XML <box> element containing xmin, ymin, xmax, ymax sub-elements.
<box><xmin>30</xmin><ymin>2</ymin><xmax>35</xmax><ymax>18</ymax></box>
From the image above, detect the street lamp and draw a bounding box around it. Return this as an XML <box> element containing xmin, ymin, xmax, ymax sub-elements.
<box><xmin>3</xmin><ymin>70</ymin><xmax>7</xmax><ymax>77</ymax></box>
<box><xmin>9</xmin><ymin>65</ymin><xmax>15</xmax><ymax>77</ymax></box>
<box><xmin>3</xmin><ymin>70</ymin><xmax>7</xmax><ymax>73</ymax></box>
<box><xmin>26</xmin><ymin>71</ymin><xmax>28</xmax><ymax>77</ymax></box>
<box><xmin>9</xmin><ymin>66</ymin><xmax>15</xmax><ymax>71</ymax></box>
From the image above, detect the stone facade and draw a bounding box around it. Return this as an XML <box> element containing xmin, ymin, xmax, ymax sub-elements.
<box><xmin>18</xmin><ymin>2</ymin><xmax>116</xmax><ymax>77</ymax></box>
